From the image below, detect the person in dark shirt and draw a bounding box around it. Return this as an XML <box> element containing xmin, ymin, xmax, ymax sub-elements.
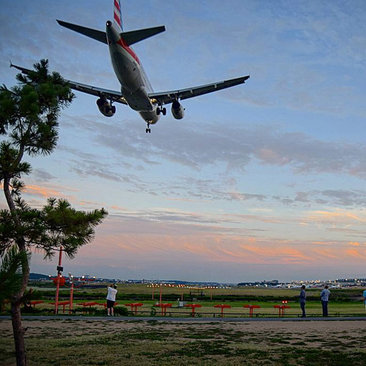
<box><xmin>299</xmin><ymin>285</ymin><xmax>306</xmax><ymax>318</ymax></box>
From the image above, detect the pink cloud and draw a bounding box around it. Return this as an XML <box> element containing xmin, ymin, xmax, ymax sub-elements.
<box><xmin>30</xmin><ymin>214</ymin><xmax>366</xmax><ymax>280</ymax></box>
<box><xmin>24</xmin><ymin>185</ymin><xmax>63</xmax><ymax>198</ymax></box>
<box><xmin>348</xmin><ymin>241</ymin><xmax>361</xmax><ymax>247</ymax></box>
<box><xmin>307</xmin><ymin>210</ymin><xmax>366</xmax><ymax>224</ymax></box>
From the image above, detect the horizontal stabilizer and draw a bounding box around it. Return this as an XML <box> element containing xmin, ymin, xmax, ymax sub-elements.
<box><xmin>57</xmin><ymin>19</ymin><xmax>107</xmax><ymax>44</ymax></box>
<box><xmin>121</xmin><ymin>26</ymin><xmax>166</xmax><ymax>46</ymax></box>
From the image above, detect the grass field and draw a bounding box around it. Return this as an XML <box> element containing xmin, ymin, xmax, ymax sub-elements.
<box><xmin>25</xmin><ymin>283</ymin><xmax>365</xmax><ymax>303</ymax></box>
<box><xmin>9</xmin><ymin>283</ymin><xmax>365</xmax><ymax>318</ymax></box>
<box><xmin>1</xmin><ymin>318</ymin><xmax>366</xmax><ymax>365</ymax></box>
<box><xmin>16</xmin><ymin>300</ymin><xmax>366</xmax><ymax>318</ymax></box>
<box><xmin>2</xmin><ymin>285</ymin><xmax>366</xmax><ymax>365</ymax></box>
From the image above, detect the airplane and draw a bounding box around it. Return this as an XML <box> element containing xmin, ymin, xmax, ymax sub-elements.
<box><xmin>12</xmin><ymin>0</ymin><xmax>250</xmax><ymax>133</ymax></box>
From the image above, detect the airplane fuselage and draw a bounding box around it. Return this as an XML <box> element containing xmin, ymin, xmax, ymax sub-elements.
<box><xmin>106</xmin><ymin>21</ymin><xmax>159</xmax><ymax>124</ymax></box>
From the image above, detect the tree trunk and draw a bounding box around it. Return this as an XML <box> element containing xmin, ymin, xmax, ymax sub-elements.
<box><xmin>9</xmin><ymin>253</ymin><xmax>30</xmax><ymax>366</ymax></box>
<box><xmin>4</xmin><ymin>177</ymin><xmax>29</xmax><ymax>366</ymax></box>
<box><xmin>3</xmin><ymin>177</ymin><xmax>17</xmax><ymax>214</ymax></box>
<box><xmin>11</xmin><ymin>299</ymin><xmax>27</xmax><ymax>366</ymax></box>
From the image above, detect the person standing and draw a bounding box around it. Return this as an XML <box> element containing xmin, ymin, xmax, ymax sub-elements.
<box><xmin>320</xmin><ymin>285</ymin><xmax>330</xmax><ymax>317</ymax></box>
<box><xmin>106</xmin><ymin>284</ymin><xmax>117</xmax><ymax>316</ymax></box>
<box><xmin>299</xmin><ymin>285</ymin><xmax>306</xmax><ymax>317</ymax></box>
<box><xmin>363</xmin><ymin>289</ymin><xmax>366</xmax><ymax>311</ymax></box>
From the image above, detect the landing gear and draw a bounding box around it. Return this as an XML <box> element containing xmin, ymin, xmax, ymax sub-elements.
<box><xmin>156</xmin><ymin>106</ymin><xmax>166</xmax><ymax>116</ymax></box>
<box><xmin>146</xmin><ymin>123</ymin><xmax>151</xmax><ymax>133</ymax></box>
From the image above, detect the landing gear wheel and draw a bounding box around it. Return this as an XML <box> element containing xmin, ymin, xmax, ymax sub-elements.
<box><xmin>157</xmin><ymin>106</ymin><xmax>166</xmax><ymax>116</ymax></box>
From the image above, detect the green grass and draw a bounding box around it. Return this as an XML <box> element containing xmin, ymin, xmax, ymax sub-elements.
<box><xmin>3</xmin><ymin>299</ymin><xmax>366</xmax><ymax>319</ymax></box>
<box><xmin>26</xmin><ymin>282</ymin><xmax>365</xmax><ymax>301</ymax></box>
<box><xmin>3</xmin><ymin>285</ymin><xmax>365</xmax><ymax>364</ymax></box>
<box><xmin>2</xmin><ymin>284</ymin><xmax>365</xmax><ymax>320</ymax></box>
<box><xmin>2</xmin><ymin>319</ymin><xmax>366</xmax><ymax>365</ymax></box>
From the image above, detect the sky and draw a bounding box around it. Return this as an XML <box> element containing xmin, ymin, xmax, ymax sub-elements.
<box><xmin>1</xmin><ymin>0</ymin><xmax>366</xmax><ymax>283</ymax></box>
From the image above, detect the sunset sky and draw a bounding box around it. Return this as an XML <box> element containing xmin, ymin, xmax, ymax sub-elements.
<box><xmin>1</xmin><ymin>0</ymin><xmax>366</xmax><ymax>282</ymax></box>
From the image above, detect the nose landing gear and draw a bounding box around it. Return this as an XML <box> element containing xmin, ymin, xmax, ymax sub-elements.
<box><xmin>146</xmin><ymin>123</ymin><xmax>151</xmax><ymax>133</ymax></box>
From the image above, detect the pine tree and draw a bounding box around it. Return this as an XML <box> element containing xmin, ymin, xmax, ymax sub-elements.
<box><xmin>0</xmin><ymin>60</ymin><xmax>107</xmax><ymax>366</ymax></box>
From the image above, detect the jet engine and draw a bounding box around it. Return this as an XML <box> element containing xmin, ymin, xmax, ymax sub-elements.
<box><xmin>171</xmin><ymin>100</ymin><xmax>184</xmax><ymax>120</ymax></box>
<box><xmin>96</xmin><ymin>97</ymin><xmax>116</xmax><ymax>117</ymax></box>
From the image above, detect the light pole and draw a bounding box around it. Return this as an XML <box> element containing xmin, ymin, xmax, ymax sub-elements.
<box><xmin>68</xmin><ymin>273</ymin><xmax>74</xmax><ymax>314</ymax></box>
<box><xmin>54</xmin><ymin>247</ymin><xmax>63</xmax><ymax>314</ymax></box>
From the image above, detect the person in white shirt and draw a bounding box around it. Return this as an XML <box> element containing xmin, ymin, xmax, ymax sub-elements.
<box><xmin>320</xmin><ymin>285</ymin><xmax>330</xmax><ymax>317</ymax></box>
<box><xmin>106</xmin><ymin>284</ymin><xmax>117</xmax><ymax>316</ymax></box>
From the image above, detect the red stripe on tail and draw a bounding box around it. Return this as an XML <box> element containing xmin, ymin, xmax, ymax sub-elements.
<box><xmin>114</xmin><ymin>0</ymin><xmax>123</xmax><ymax>30</ymax></box>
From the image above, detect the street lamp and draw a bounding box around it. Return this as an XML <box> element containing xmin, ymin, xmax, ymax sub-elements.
<box><xmin>54</xmin><ymin>247</ymin><xmax>63</xmax><ymax>314</ymax></box>
<box><xmin>68</xmin><ymin>272</ymin><xmax>74</xmax><ymax>313</ymax></box>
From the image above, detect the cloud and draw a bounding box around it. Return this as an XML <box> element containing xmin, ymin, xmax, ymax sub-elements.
<box><xmin>65</xmin><ymin>113</ymin><xmax>366</xmax><ymax>181</ymax></box>
<box><xmin>273</xmin><ymin>189</ymin><xmax>366</xmax><ymax>208</ymax></box>
<box><xmin>319</xmin><ymin>190</ymin><xmax>366</xmax><ymax>207</ymax></box>
<box><xmin>310</xmin><ymin>248</ymin><xmax>338</xmax><ymax>260</ymax></box>
<box><xmin>307</xmin><ymin>210</ymin><xmax>366</xmax><ymax>224</ymax></box>
<box><xmin>29</xmin><ymin>213</ymin><xmax>366</xmax><ymax>281</ymax></box>
<box><xmin>24</xmin><ymin>185</ymin><xmax>66</xmax><ymax>198</ymax></box>
<box><xmin>32</xmin><ymin>169</ymin><xmax>56</xmax><ymax>182</ymax></box>
<box><xmin>300</xmin><ymin>210</ymin><xmax>366</xmax><ymax>239</ymax></box>
<box><xmin>88</xmin><ymin>217</ymin><xmax>361</xmax><ymax>269</ymax></box>
<box><xmin>21</xmin><ymin>183</ymin><xmax>80</xmax><ymax>208</ymax></box>
<box><xmin>345</xmin><ymin>248</ymin><xmax>366</xmax><ymax>260</ymax></box>
<box><xmin>348</xmin><ymin>241</ymin><xmax>361</xmax><ymax>247</ymax></box>
<box><xmin>70</xmin><ymin>159</ymin><xmax>125</xmax><ymax>183</ymax></box>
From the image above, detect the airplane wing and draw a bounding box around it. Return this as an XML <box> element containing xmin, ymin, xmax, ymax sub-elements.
<box><xmin>148</xmin><ymin>75</ymin><xmax>250</xmax><ymax>105</ymax></box>
<box><xmin>10</xmin><ymin>63</ymin><xmax>127</xmax><ymax>105</ymax></box>
<box><xmin>11</xmin><ymin>63</ymin><xmax>248</xmax><ymax>107</ymax></box>
<box><xmin>66</xmin><ymin>80</ymin><xmax>127</xmax><ymax>104</ymax></box>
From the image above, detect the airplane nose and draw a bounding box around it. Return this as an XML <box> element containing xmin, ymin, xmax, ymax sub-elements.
<box><xmin>106</xmin><ymin>21</ymin><xmax>112</xmax><ymax>27</ymax></box>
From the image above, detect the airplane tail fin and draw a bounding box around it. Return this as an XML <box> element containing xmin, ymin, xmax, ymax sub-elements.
<box><xmin>112</xmin><ymin>0</ymin><xmax>166</xmax><ymax>45</ymax></box>
<box><xmin>114</xmin><ymin>0</ymin><xmax>123</xmax><ymax>31</ymax></box>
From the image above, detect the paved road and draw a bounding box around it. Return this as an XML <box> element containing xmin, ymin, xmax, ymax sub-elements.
<box><xmin>1</xmin><ymin>315</ymin><xmax>366</xmax><ymax>322</ymax></box>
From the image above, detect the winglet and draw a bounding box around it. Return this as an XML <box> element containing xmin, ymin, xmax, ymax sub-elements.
<box><xmin>10</xmin><ymin>62</ymin><xmax>26</xmax><ymax>73</ymax></box>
